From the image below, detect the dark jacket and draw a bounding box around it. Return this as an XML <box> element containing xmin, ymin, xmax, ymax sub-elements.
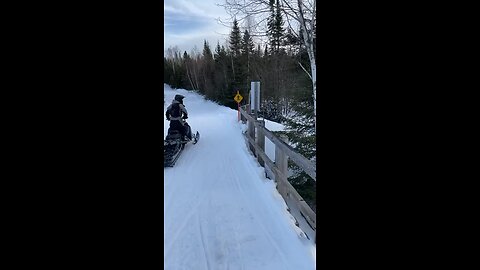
<box><xmin>166</xmin><ymin>99</ymin><xmax>191</xmax><ymax>139</ymax></box>
<box><xmin>166</xmin><ymin>100</ymin><xmax>188</xmax><ymax>124</ymax></box>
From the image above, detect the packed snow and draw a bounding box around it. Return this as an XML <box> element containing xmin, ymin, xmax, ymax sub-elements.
<box><xmin>164</xmin><ymin>84</ymin><xmax>316</xmax><ymax>269</ymax></box>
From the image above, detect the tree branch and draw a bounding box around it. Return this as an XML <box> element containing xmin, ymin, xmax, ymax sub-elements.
<box><xmin>298</xmin><ymin>61</ymin><xmax>312</xmax><ymax>80</ymax></box>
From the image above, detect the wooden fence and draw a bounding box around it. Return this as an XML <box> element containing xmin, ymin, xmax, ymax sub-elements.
<box><xmin>239</xmin><ymin>105</ymin><xmax>316</xmax><ymax>243</ymax></box>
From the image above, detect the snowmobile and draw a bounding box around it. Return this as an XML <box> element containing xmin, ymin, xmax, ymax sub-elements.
<box><xmin>164</xmin><ymin>128</ymin><xmax>200</xmax><ymax>167</ymax></box>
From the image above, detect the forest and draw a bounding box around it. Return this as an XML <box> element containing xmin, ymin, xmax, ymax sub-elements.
<box><xmin>164</xmin><ymin>0</ymin><xmax>316</xmax><ymax>212</ymax></box>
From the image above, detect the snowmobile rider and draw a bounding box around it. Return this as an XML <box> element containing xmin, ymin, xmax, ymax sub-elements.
<box><xmin>166</xmin><ymin>94</ymin><xmax>192</xmax><ymax>141</ymax></box>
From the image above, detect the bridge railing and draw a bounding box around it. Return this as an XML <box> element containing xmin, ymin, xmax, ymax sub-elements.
<box><xmin>239</xmin><ymin>105</ymin><xmax>316</xmax><ymax>243</ymax></box>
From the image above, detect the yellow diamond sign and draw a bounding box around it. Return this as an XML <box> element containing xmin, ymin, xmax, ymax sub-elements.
<box><xmin>234</xmin><ymin>91</ymin><xmax>243</xmax><ymax>103</ymax></box>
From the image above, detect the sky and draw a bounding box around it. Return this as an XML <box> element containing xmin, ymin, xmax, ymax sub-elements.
<box><xmin>164</xmin><ymin>84</ymin><xmax>316</xmax><ymax>269</ymax></box>
<box><xmin>164</xmin><ymin>0</ymin><xmax>232</xmax><ymax>54</ymax></box>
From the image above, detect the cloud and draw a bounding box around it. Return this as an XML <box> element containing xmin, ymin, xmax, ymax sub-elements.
<box><xmin>164</xmin><ymin>26</ymin><xmax>229</xmax><ymax>55</ymax></box>
<box><xmin>164</xmin><ymin>0</ymin><xmax>226</xmax><ymax>20</ymax></box>
<box><xmin>164</xmin><ymin>0</ymin><xmax>231</xmax><ymax>53</ymax></box>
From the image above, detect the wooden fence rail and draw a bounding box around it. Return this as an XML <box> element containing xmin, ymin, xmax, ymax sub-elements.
<box><xmin>239</xmin><ymin>105</ymin><xmax>316</xmax><ymax>243</ymax></box>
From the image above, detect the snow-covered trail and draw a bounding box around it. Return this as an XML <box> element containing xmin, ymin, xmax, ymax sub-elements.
<box><xmin>164</xmin><ymin>84</ymin><xmax>316</xmax><ymax>270</ymax></box>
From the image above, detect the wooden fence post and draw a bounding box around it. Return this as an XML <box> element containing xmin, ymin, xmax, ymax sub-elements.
<box><xmin>275</xmin><ymin>135</ymin><xmax>289</xmax><ymax>198</ymax></box>
<box><xmin>241</xmin><ymin>105</ymin><xmax>249</xmax><ymax>123</ymax></box>
<box><xmin>248</xmin><ymin>117</ymin><xmax>255</xmax><ymax>154</ymax></box>
<box><xmin>256</xmin><ymin>120</ymin><xmax>265</xmax><ymax>167</ymax></box>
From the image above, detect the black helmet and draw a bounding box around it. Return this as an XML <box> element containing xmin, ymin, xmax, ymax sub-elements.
<box><xmin>174</xmin><ymin>94</ymin><xmax>185</xmax><ymax>102</ymax></box>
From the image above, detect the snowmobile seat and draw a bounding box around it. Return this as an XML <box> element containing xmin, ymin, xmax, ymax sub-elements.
<box><xmin>166</xmin><ymin>129</ymin><xmax>182</xmax><ymax>141</ymax></box>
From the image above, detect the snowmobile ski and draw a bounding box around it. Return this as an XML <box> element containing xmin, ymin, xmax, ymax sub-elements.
<box><xmin>192</xmin><ymin>131</ymin><xmax>200</xmax><ymax>144</ymax></box>
<box><xmin>164</xmin><ymin>131</ymin><xmax>199</xmax><ymax>167</ymax></box>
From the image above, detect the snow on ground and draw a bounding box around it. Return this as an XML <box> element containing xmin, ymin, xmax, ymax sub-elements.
<box><xmin>164</xmin><ymin>84</ymin><xmax>316</xmax><ymax>270</ymax></box>
<box><xmin>263</xmin><ymin>119</ymin><xmax>285</xmax><ymax>132</ymax></box>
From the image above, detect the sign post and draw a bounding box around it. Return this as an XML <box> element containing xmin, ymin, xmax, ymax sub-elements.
<box><xmin>234</xmin><ymin>91</ymin><xmax>243</xmax><ymax>121</ymax></box>
<box><xmin>250</xmin><ymin>81</ymin><xmax>260</xmax><ymax>119</ymax></box>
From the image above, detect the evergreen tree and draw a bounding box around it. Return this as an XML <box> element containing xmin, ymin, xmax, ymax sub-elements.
<box><xmin>267</xmin><ymin>0</ymin><xmax>284</xmax><ymax>55</ymax></box>
<box><xmin>240</xmin><ymin>30</ymin><xmax>255</xmax><ymax>90</ymax></box>
<box><xmin>202</xmin><ymin>40</ymin><xmax>216</xmax><ymax>99</ymax></box>
<box><xmin>240</xmin><ymin>30</ymin><xmax>255</xmax><ymax>56</ymax></box>
<box><xmin>228</xmin><ymin>19</ymin><xmax>246</xmax><ymax>99</ymax></box>
<box><xmin>214</xmin><ymin>42</ymin><xmax>222</xmax><ymax>62</ymax></box>
<box><xmin>213</xmin><ymin>42</ymin><xmax>233</xmax><ymax>106</ymax></box>
<box><xmin>281</xmin><ymin>95</ymin><xmax>316</xmax><ymax>211</ymax></box>
<box><xmin>284</xmin><ymin>28</ymin><xmax>299</xmax><ymax>55</ymax></box>
<box><xmin>273</xmin><ymin>0</ymin><xmax>284</xmax><ymax>53</ymax></box>
<box><xmin>202</xmin><ymin>40</ymin><xmax>213</xmax><ymax>60</ymax></box>
<box><xmin>229</xmin><ymin>19</ymin><xmax>242</xmax><ymax>57</ymax></box>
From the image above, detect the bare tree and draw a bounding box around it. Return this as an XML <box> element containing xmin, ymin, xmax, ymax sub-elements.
<box><xmin>219</xmin><ymin>0</ymin><xmax>316</xmax><ymax>132</ymax></box>
<box><xmin>166</xmin><ymin>46</ymin><xmax>182</xmax><ymax>79</ymax></box>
